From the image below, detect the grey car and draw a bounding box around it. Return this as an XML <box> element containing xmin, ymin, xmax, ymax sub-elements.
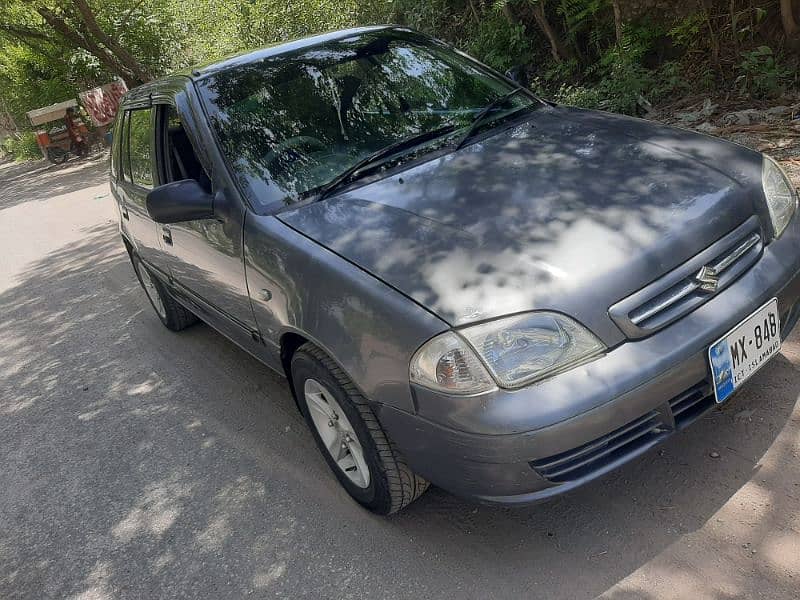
<box><xmin>110</xmin><ymin>26</ymin><xmax>800</xmax><ymax>514</ymax></box>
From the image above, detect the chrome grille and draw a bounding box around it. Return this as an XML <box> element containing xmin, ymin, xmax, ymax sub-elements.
<box><xmin>609</xmin><ymin>218</ymin><xmax>763</xmax><ymax>338</ymax></box>
<box><xmin>629</xmin><ymin>232</ymin><xmax>760</xmax><ymax>325</ymax></box>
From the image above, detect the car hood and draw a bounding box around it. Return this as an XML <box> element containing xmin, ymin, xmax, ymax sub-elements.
<box><xmin>278</xmin><ymin>106</ymin><xmax>765</xmax><ymax>345</ymax></box>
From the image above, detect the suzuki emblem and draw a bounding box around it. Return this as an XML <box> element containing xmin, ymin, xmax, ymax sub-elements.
<box><xmin>695</xmin><ymin>265</ymin><xmax>719</xmax><ymax>293</ymax></box>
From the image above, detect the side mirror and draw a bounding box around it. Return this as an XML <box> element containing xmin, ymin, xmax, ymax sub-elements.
<box><xmin>146</xmin><ymin>179</ymin><xmax>214</xmax><ymax>224</ymax></box>
<box><xmin>504</xmin><ymin>66</ymin><xmax>529</xmax><ymax>88</ymax></box>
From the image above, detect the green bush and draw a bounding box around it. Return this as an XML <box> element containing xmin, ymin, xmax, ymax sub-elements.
<box><xmin>594</xmin><ymin>49</ymin><xmax>654</xmax><ymax>113</ymax></box>
<box><xmin>650</xmin><ymin>60</ymin><xmax>691</xmax><ymax>99</ymax></box>
<box><xmin>531</xmin><ymin>21</ymin><xmax>685</xmax><ymax>115</ymax></box>
<box><xmin>534</xmin><ymin>51</ymin><xmax>654</xmax><ymax>115</ymax></box>
<box><xmin>385</xmin><ymin>0</ymin><xmax>454</xmax><ymax>37</ymax></box>
<box><xmin>736</xmin><ymin>46</ymin><xmax>794</xmax><ymax>98</ymax></box>
<box><xmin>532</xmin><ymin>81</ymin><xmax>601</xmax><ymax>109</ymax></box>
<box><xmin>4</xmin><ymin>131</ymin><xmax>42</xmax><ymax>162</ymax></box>
<box><xmin>465</xmin><ymin>14</ymin><xmax>533</xmax><ymax>73</ymax></box>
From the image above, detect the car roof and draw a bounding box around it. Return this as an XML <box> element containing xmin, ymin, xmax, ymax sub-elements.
<box><xmin>120</xmin><ymin>25</ymin><xmax>428</xmax><ymax>109</ymax></box>
<box><xmin>120</xmin><ymin>25</ymin><xmax>398</xmax><ymax>106</ymax></box>
<box><xmin>189</xmin><ymin>25</ymin><xmax>396</xmax><ymax>79</ymax></box>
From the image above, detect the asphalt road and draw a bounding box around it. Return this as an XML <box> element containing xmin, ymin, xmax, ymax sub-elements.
<box><xmin>1</xmin><ymin>156</ymin><xmax>799</xmax><ymax>599</ymax></box>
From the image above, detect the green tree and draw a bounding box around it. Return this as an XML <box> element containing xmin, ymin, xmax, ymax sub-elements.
<box><xmin>0</xmin><ymin>0</ymin><xmax>182</xmax><ymax>86</ymax></box>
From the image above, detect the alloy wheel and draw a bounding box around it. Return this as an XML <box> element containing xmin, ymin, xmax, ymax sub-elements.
<box><xmin>304</xmin><ymin>378</ymin><xmax>370</xmax><ymax>488</ymax></box>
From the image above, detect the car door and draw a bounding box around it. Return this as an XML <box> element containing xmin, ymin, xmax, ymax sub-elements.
<box><xmin>151</xmin><ymin>95</ymin><xmax>260</xmax><ymax>349</ymax></box>
<box><xmin>116</xmin><ymin>104</ymin><xmax>163</xmax><ymax>267</ymax></box>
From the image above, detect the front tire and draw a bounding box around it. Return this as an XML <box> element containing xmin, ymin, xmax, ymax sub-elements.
<box><xmin>291</xmin><ymin>343</ymin><xmax>428</xmax><ymax>515</ymax></box>
<box><xmin>130</xmin><ymin>253</ymin><xmax>198</xmax><ymax>331</ymax></box>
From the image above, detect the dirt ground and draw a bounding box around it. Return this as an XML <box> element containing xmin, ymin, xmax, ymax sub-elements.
<box><xmin>1</xmin><ymin>154</ymin><xmax>799</xmax><ymax>599</ymax></box>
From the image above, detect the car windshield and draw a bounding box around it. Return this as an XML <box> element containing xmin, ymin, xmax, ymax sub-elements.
<box><xmin>197</xmin><ymin>29</ymin><xmax>540</xmax><ymax>211</ymax></box>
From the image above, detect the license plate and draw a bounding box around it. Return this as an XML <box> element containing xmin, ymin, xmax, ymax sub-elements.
<box><xmin>708</xmin><ymin>299</ymin><xmax>780</xmax><ymax>403</ymax></box>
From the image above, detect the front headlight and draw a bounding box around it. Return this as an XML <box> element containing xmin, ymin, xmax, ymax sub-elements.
<box><xmin>410</xmin><ymin>312</ymin><xmax>605</xmax><ymax>394</ymax></box>
<box><xmin>762</xmin><ymin>155</ymin><xmax>797</xmax><ymax>239</ymax></box>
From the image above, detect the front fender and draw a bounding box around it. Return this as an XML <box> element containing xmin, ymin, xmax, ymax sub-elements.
<box><xmin>243</xmin><ymin>214</ymin><xmax>448</xmax><ymax>414</ymax></box>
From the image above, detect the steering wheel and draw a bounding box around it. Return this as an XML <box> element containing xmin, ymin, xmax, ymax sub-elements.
<box><xmin>262</xmin><ymin>135</ymin><xmax>327</xmax><ymax>171</ymax></box>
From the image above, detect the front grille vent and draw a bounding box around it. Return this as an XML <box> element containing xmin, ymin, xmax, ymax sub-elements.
<box><xmin>529</xmin><ymin>411</ymin><xmax>666</xmax><ymax>483</ymax></box>
<box><xmin>668</xmin><ymin>382</ymin><xmax>714</xmax><ymax>427</ymax></box>
<box><xmin>530</xmin><ymin>381</ymin><xmax>718</xmax><ymax>483</ymax></box>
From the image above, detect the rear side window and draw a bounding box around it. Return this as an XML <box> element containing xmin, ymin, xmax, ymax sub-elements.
<box><xmin>127</xmin><ymin>108</ymin><xmax>154</xmax><ymax>189</ymax></box>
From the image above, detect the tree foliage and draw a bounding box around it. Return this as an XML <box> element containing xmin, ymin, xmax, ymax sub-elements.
<box><xmin>0</xmin><ymin>0</ymin><xmax>798</xmax><ymax>135</ymax></box>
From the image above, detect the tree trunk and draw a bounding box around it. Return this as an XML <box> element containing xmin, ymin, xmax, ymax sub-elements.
<box><xmin>531</xmin><ymin>2</ymin><xmax>570</xmax><ymax>63</ymax></box>
<box><xmin>780</xmin><ymin>0</ymin><xmax>799</xmax><ymax>36</ymax></box>
<box><xmin>0</xmin><ymin>96</ymin><xmax>19</xmax><ymax>134</ymax></box>
<box><xmin>36</xmin><ymin>7</ymin><xmax>141</xmax><ymax>85</ymax></box>
<box><xmin>501</xmin><ymin>3</ymin><xmax>518</xmax><ymax>26</ymax></box>
<box><xmin>698</xmin><ymin>0</ymin><xmax>721</xmax><ymax>69</ymax></box>
<box><xmin>71</xmin><ymin>0</ymin><xmax>151</xmax><ymax>83</ymax></box>
<box><xmin>612</xmin><ymin>0</ymin><xmax>623</xmax><ymax>45</ymax></box>
<box><xmin>730</xmin><ymin>0</ymin><xmax>739</xmax><ymax>55</ymax></box>
<box><xmin>467</xmin><ymin>0</ymin><xmax>480</xmax><ymax>22</ymax></box>
<box><xmin>780</xmin><ymin>0</ymin><xmax>799</xmax><ymax>44</ymax></box>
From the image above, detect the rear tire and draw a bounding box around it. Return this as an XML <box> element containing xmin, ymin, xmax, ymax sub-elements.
<box><xmin>130</xmin><ymin>253</ymin><xmax>198</xmax><ymax>331</ymax></box>
<box><xmin>291</xmin><ymin>343</ymin><xmax>428</xmax><ymax>515</ymax></box>
<box><xmin>46</xmin><ymin>147</ymin><xmax>68</xmax><ymax>164</ymax></box>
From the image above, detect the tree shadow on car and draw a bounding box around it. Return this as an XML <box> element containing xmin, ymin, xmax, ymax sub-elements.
<box><xmin>3</xmin><ymin>219</ymin><xmax>799</xmax><ymax>599</ymax></box>
<box><xmin>391</xmin><ymin>348</ymin><xmax>800</xmax><ymax>598</ymax></box>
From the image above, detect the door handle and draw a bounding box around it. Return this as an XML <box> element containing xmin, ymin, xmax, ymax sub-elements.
<box><xmin>121</xmin><ymin>205</ymin><xmax>129</xmax><ymax>220</ymax></box>
<box><xmin>162</xmin><ymin>226</ymin><xmax>173</xmax><ymax>246</ymax></box>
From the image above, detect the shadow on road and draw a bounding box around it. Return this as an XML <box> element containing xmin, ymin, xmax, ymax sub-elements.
<box><xmin>0</xmin><ymin>154</ymin><xmax>109</xmax><ymax>210</ymax></box>
<box><xmin>1</xmin><ymin>214</ymin><xmax>799</xmax><ymax>598</ymax></box>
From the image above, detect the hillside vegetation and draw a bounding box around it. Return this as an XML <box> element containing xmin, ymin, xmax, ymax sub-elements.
<box><xmin>1</xmin><ymin>0</ymin><xmax>798</xmax><ymax>158</ymax></box>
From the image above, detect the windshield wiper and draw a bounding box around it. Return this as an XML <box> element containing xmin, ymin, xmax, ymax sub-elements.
<box><xmin>316</xmin><ymin>123</ymin><xmax>458</xmax><ymax>201</ymax></box>
<box><xmin>455</xmin><ymin>88</ymin><xmax>526</xmax><ymax>151</ymax></box>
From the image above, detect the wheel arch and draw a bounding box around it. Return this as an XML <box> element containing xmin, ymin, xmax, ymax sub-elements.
<box><xmin>121</xmin><ymin>233</ymin><xmax>135</xmax><ymax>257</ymax></box>
<box><xmin>279</xmin><ymin>330</ymin><xmax>375</xmax><ymax>414</ymax></box>
<box><xmin>280</xmin><ymin>330</ymin><xmax>308</xmax><ymax>408</ymax></box>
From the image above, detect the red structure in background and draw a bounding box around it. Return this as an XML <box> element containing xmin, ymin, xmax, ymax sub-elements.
<box><xmin>79</xmin><ymin>80</ymin><xmax>128</xmax><ymax>127</ymax></box>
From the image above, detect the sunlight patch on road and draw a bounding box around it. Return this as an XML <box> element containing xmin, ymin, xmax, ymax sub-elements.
<box><xmin>126</xmin><ymin>375</ymin><xmax>162</xmax><ymax>396</ymax></box>
<box><xmin>252</xmin><ymin>562</ymin><xmax>287</xmax><ymax>589</ymax></box>
<box><xmin>111</xmin><ymin>476</ymin><xmax>192</xmax><ymax>543</ymax></box>
<box><xmin>196</xmin><ymin>515</ymin><xmax>232</xmax><ymax>552</ymax></box>
<box><xmin>761</xmin><ymin>532</ymin><xmax>800</xmax><ymax>578</ymax></box>
<box><xmin>67</xmin><ymin>560</ymin><xmax>113</xmax><ymax>600</ymax></box>
<box><xmin>0</xmin><ymin>394</ymin><xmax>40</xmax><ymax>415</ymax></box>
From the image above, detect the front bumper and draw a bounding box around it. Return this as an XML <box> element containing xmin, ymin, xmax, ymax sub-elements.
<box><xmin>380</xmin><ymin>216</ymin><xmax>800</xmax><ymax>505</ymax></box>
